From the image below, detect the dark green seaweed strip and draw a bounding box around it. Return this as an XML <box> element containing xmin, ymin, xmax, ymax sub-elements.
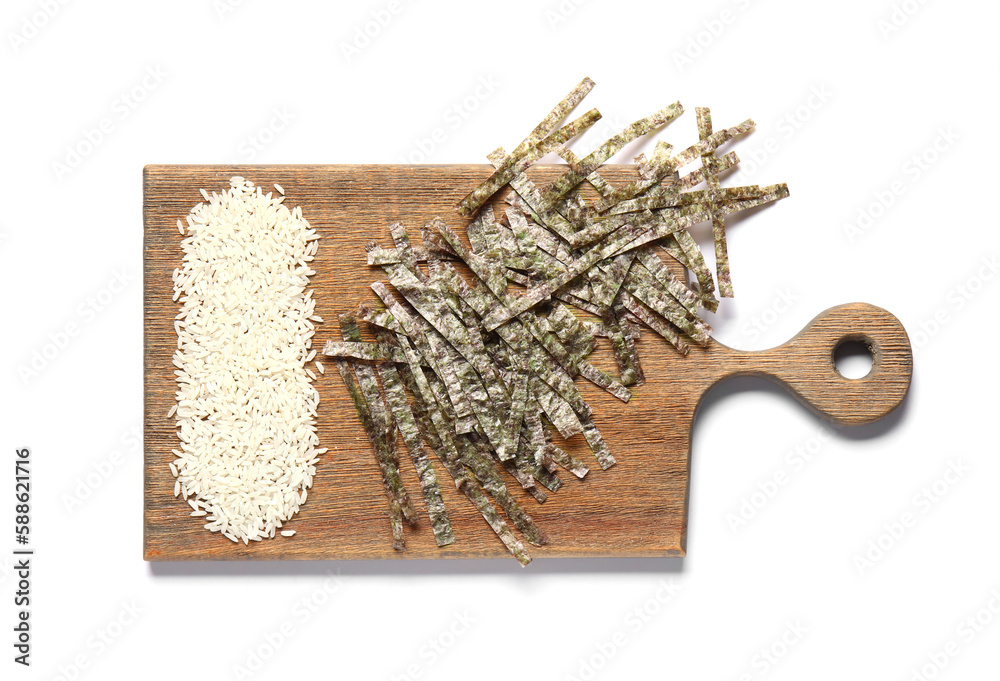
<box><xmin>432</xmin><ymin>220</ymin><xmax>510</xmax><ymax>299</ymax></box>
<box><xmin>338</xmin><ymin>315</ymin><xmax>417</xmax><ymax>525</ymax></box>
<box><xmin>620</xmin><ymin>291</ymin><xmax>689</xmax><ymax>355</ymax></box>
<box><xmin>623</xmin><ymin>266</ymin><xmax>710</xmax><ymax>343</ymax></box>
<box><xmin>510</xmin><ymin>424</ymin><xmax>562</xmax><ymax>493</ymax></box>
<box><xmin>483</xmin><ymin>208</ymin><xmax>701</xmax><ymax>330</ymax></box>
<box><xmin>504</xmin><ymin>342</ymin><xmax>530</xmax><ymax>464</ymax></box>
<box><xmin>603</xmin><ymin>309</ymin><xmax>643</xmax><ymax>387</ymax></box>
<box><xmin>679</xmin><ymin>150</ymin><xmax>740</xmax><ymax>190</ymax></box>
<box><xmin>665</xmin><ymin>230</ymin><xmax>717</xmax><ymax>310</ymax></box>
<box><xmin>524</xmin><ymin>333</ymin><xmax>592</xmax><ymax>416</ymax></box>
<box><xmin>634</xmin><ymin>248</ymin><xmax>701</xmax><ymax>316</ymax></box>
<box><xmin>370</xmin><ymin>282</ymin><xmax>476</xmax><ymax>428</ymax></box>
<box><xmin>611</xmin><ymin>184</ymin><xmax>772</xmax><ymax>215</ymax></box>
<box><xmin>588</xmin><ymin>267</ymin><xmax>610</xmax><ymax>313</ymax></box>
<box><xmin>404</xmin><ymin>344</ymin><xmax>531</xmax><ymax>566</ymax></box>
<box><xmin>529</xmin><ymin>373</ymin><xmax>584</xmax><ymax>439</ymax></box>
<box><xmin>523</xmin><ymin>410</ymin><xmax>549</xmax><ymax>468</ymax></box>
<box><xmin>422</xmin><ymin>372</ymin><xmax>548</xmax><ymax>545</ymax></box>
<box><xmin>563</xmin><ymin>213</ymin><xmax>630</xmax><ymax>250</ymax></box>
<box><xmin>503</xmin><ymin>459</ymin><xmax>547</xmax><ymax>503</ymax></box>
<box><xmin>451</xmin><ymin>434</ymin><xmax>549</xmax><ymax>546</ymax></box>
<box><xmin>366</xmin><ymin>243</ymin><xmax>457</xmax><ymax>267</ymax></box>
<box><xmin>379</xmin><ymin>262</ymin><xmax>512</xmax><ymax>458</ymax></box>
<box><xmin>544</xmin><ymin>443</ymin><xmax>590</xmax><ymax>479</ymax></box>
<box><xmin>480</xmin><ymin>217</ymin><xmax>653</xmax><ymax>330</ymax></box>
<box><xmin>696</xmin><ymin>107</ymin><xmax>733</xmax><ymax>298</ymax></box>
<box><xmin>579</xmin><ymin>410</ymin><xmax>617</xmax><ymax>470</ymax></box>
<box><xmin>577</xmin><ymin>360</ymin><xmax>632</xmax><ymax>402</ymax></box>
<box><xmin>510</xmin><ymin>206</ymin><xmax>575</xmax><ymax>265</ymax></box>
<box><xmin>554</xmin><ymin>146</ymin><xmax>616</xmax><ymax>199</ymax></box>
<box><xmin>638</xmin><ymin>140</ymin><xmax>672</xmax><ymax>179</ymax></box>
<box><xmin>322</xmin><ymin>340</ymin><xmax>406</xmax><ymax>363</ymax></box>
<box><xmin>432</xmin><ymin>264</ymin><xmax>590</xmax><ymax>411</ymax></box>
<box><xmin>465</xmin><ymin>205</ymin><xmax>492</xmax><ymax>255</ymax></box>
<box><xmin>724</xmin><ymin>184</ymin><xmax>790</xmax><ymax>212</ymax></box>
<box><xmin>555</xmin><ymin>290</ymin><xmax>603</xmax><ymax>316</ymax></box>
<box><xmin>455</xmin><ymin>107</ymin><xmax>602</xmax><ymax>217</ymax></box>
<box><xmin>592</xmin><ymin>251</ymin><xmax>636</xmax><ymax>311</ymax></box>
<box><xmin>395</xmin><ymin>333</ymin><xmax>533</xmax><ymax>565</ymax></box>
<box><xmin>372</xmin><ymin>337</ymin><xmax>454</xmax><ymax>547</ymax></box>
<box><xmin>389</xmin><ymin>221</ymin><xmax>427</xmax><ymax>282</ymax></box>
<box><xmin>515</xmin><ymin>412</ymin><xmax>562</xmax><ymax>492</ymax></box>
<box><xmin>537</xmin><ymin>102</ymin><xmax>683</xmax><ymax>209</ymax></box>
<box><xmin>507</xmin><ymin>168</ymin><xmax>578</xmax><ymax>241</ymax></box>
<box><xmin>511</xmin><ymin>76</ymin><xmax>596</xmax><ymax>157</ymax></box>
<box><xmin>366</xmin><ymin>243</ymin><xmax>405</xmax><ymax>266</ymax></box>
<box><xmin>487</xmin><ymin>146</ymin><xmax>579</xmax><ymax>242</ymax></box>
<box><xmin>506</xmin><ymin>208</ymin><xmax>566</xmax><ymax>280</ymax></box>
<box><xmin>548</xmin><ymin>303</ymin><xmax>597</xmax><ymax>359</ymax></box>
<box><xmin>594</xmin><ymin>118</ymin><xmax>755</xmax><ymax>213</ymax></box>
<box><xmin>334</xmin><ymin>359</ymin><xmax>406</xmax><ymax>550</ymax></box>
<box><xmin>456</xmin><ymin>77</ymin><xmax>596</xmax><ymax>218</ymax></box>
<box><xmin>455</xmin><ymin>295</ymin><xmax>520</xmax><ymax>459</ymax></box>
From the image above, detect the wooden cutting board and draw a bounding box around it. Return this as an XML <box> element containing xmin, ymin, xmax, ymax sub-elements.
<box><xmin>143</xmin><ymin>165</ymin><xmax>912</xmax><ymax>561</ymax></box>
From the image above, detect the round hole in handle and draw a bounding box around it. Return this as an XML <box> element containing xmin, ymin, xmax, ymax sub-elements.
<box><xmin>833</xmin><ymin>338</ymin><xmax>874</xmax><ymax>379</ymax></box>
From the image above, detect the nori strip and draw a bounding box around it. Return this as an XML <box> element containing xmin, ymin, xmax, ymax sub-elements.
<box><xmin>396</xmin><ymin>330</ymin><xmax>533</xmax><ymax>565</ymax></box>
<box><xmin>326</xmin><ymin>78</ymin><xmax>792</xmax><ymax>561</ymax></box>
<box><xmin>622</xmin><ymin>265</ymin><xmax>711</xmax><ymax>343</ymax></box>
<box><xmin>322</xmin><ymin>340</ymin><xmax>407</xmax><ymax>363</ymax></box>
<box><xmin>620</xmin><ymin>291</ymin><xmax>689</xmax><ymax>355</ymax></box>
<box><xmin>373</xmin><ymin>337</ymin><xmax>454</xmax><ymax>547</ymax></box>
<box><xmin>635</xmin><ymin>248</ymin><xmax>701</xmax><ymax>316</ymax></box>
<box><xmin>537</xmin><ymin>102</ymin><xmax>683</xmax><ymax>209</ymax></box>
<box><xmin>370</xmin><ymin>282</ymin><xmax>477</xmax><ymax>430</ymax></box>
<box><xmin>603</xmin><ymin>308</ymin><xmax>644</xmax><ymax>388</ymax></box>
<box><xmin>455</xmin><ymin>108</ymin><xmax>602</xmax><ymax>217</ymax></box>
<box><xmin>697</xmin><ymin>107</ymin><xmax>733</xmax><ymax>298</ymax></box>
<box><xmin>544</xmin><ymin>443</ymin><xmax>590</xmax><ymax>479</ymax></box>
<box><xmin>338</xmin><ymin>315</ymin><xmax>417</xmax><ymax>525</ymax></box>
<box><xmin>453</xmin><ymin>434</ymin><xmax>549</xmax><ymax>546</ymax></box>
<box><xmin>334</xmin><ymin>359</ymin><xmax>406</xmax><ymax>550</ymax></box>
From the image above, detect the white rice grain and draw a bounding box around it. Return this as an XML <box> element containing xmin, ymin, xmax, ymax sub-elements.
<box><xmin>168</xmin><ymin>177</ymin><xmax>322</xmax><ymax>544</ymax></box>
<box><xmin>281</xmin><ymin>530</ymin><xmax>295</xmax><ymax>537</ymax></box>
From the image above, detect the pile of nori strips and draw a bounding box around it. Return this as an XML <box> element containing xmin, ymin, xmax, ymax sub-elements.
<box><xmin>324</xmin><ymin>77</ymin><xmax>789</xmax><ymax>564</ymax></box>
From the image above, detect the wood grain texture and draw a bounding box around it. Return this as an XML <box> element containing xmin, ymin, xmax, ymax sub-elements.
<box><xmin>143</xmin><ymin>165</ymin><xmax>912</xmax><ymax>561</ymax></box>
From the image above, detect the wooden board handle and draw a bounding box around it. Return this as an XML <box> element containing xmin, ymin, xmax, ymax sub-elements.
<box><xmin>710</xmin><ymin>303</ymin><xmax>912</xmax><ymax>426</ymax></box>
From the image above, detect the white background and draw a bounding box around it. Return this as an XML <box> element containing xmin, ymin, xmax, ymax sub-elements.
<box><xmin>1</xmin><ymin>0</ymin><xmax>998</xmax><ymax>679</ymax></box>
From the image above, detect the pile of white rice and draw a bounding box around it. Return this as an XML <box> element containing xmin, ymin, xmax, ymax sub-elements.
<box><xmin>169</xmin><ymin>177</ymin><xmax>325</xmax><ymax>544</ymax></box>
